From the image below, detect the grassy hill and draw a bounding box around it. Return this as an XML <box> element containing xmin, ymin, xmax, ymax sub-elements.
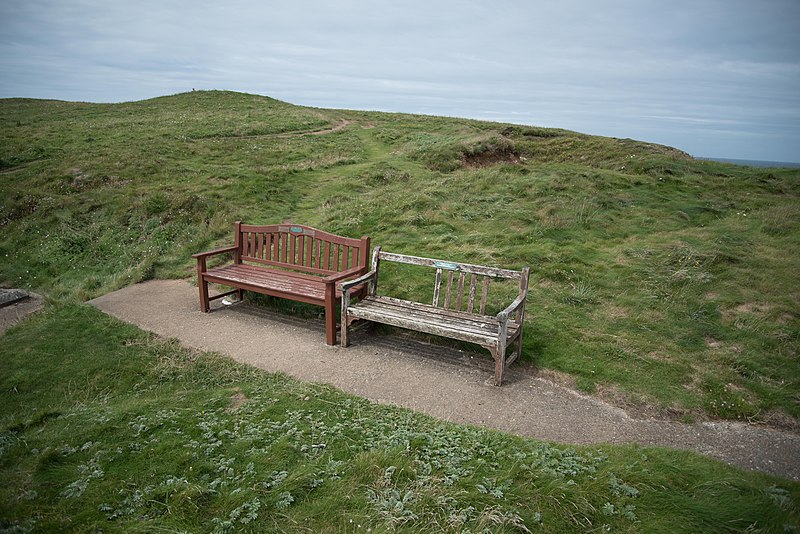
<box><xmin>1</xmin><ymin>90</ymin><xmax>799</xmax><ymax>531</ymax></box>
<box><xmin>2</xmin><ymin>90</ymin><xmax>797</xmax><ymax>426</ymax></box>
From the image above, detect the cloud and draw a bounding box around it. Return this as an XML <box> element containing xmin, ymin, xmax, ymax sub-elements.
<box><xmin>0</xmin><ymin>0</ymin><xmax>798</xmax><ymax>161</ymax></box>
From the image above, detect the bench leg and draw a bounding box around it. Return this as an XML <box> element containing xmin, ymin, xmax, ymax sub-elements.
<box><xmin>492</xmin><ymin>338</ymin><xmax>508</xmax><ymax>386</ymax></box>
<box><xmin>324</xmin><ymin>284</ymin><xmax>336</xmax><ymax>346</ymax></box>
<box><xmin>198</xmin><ymin>277</ymin><xmax>210</xmax><ymax>312</ymax></box>
<box><xmin>514</xmin><ymin>325</ymin><xmax>524</xmax><ymax>363</ymax></box>
<box><xmin>341</xmin><ymin>316</ymin><xmax>350</xmax><ymax>347</ymax></box>
<box><xmin>493</xmin><ymin>352</ymin><xmax>505</xmax><ymax>386</ymax></box>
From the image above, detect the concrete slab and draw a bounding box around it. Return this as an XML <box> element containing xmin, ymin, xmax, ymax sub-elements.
<box><xmin>0</xmin><ymin>288</ymin><xmax>30</xmax><ymax>308</ymax></box>
<box><xmin>0</xmin><ymin>289</ymin><xmax>43</xmax><ymax>335</ymax></box>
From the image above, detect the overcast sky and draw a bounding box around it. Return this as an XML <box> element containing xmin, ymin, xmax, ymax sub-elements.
<box><xmin>1</xmin><ymin>0</ymin><xmax>799</xmax><ymax>162</ymax></box>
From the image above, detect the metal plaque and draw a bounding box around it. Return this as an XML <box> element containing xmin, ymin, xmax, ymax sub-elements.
<box><xmin>433</xmin><ymin>261</ymin><xmax>460</xmax><ymax>270</ymax></box>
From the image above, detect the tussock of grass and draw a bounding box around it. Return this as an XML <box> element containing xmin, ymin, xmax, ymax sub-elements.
<box><xmin>1</xmin><ymin>306</ymin><xmax>797</xmax><ymax>531</ymax></box>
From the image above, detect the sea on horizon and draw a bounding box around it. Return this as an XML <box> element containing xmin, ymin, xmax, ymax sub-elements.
<box><xmin>697</xmin><ymin>157</ymin><xmax>800</xmax><ymax>169</ymax></box>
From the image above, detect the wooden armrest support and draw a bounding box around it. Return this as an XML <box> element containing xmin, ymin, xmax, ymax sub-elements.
<box><xmin>191</xmin><ymin>245</ymin><xmax>237</xmax><ymax>259</ymax></box>
<box><xmin>322</xmin><ymin>265</ymin><xmax>367</xmax><ymax>284</ymax></box>
<box><xmin>341</xmin><ymin>269</ymin><xmax>377</xmax><ymax>293</ymax></box>
<box><xmin>496</xmin><ymin>293</ymin><xmax>527</xmax><ymax>322</ymax></box>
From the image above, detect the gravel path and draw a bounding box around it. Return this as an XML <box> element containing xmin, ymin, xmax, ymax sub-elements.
<box><xmin>88</xmin><ymin>280</ymin><xmax>800</xmax><ymax>481</ymax></box>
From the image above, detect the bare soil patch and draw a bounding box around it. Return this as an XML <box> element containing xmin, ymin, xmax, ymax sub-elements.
<box><xmin>734</xmin><ymin>302</ymin><xmax>772</xmax><ymax>315</ymax></box>
<box><xmin>228</xmin><ymin>388</ymin><xmax>249</xmax><ymax>412</ymax></box>
<box><xmin>463</xmin><ymin>148</ymin><xmax>522</xmax><ymax>167</ymax></box>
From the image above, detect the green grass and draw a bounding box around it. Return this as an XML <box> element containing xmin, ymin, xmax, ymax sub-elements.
<box><xmin>1</xmin><ymin>305</ymin><xmax>797</xmax><ymax>532</ymax></box>
<box><xmin>1</xmin><ymin>89</ymin><xmax>798</xmax><ymax>427</ymax></box>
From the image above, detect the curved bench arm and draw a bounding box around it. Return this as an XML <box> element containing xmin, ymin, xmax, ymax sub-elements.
<box><xmin>322</xmin><ymin>265</ymin><xmax>367</xmax><ymax>284</ymax></box>
<box><xmin>191</xmin><ymin>245</ymin><xmax>237</xmax><ymax>260</ymax></box>
<box><xmin>192</xmin><ymin>245</ymin><xmax>238</xmax><ymax>273</ymax></box>
<box><xmin>341</xmin><ymin>269</ymin><xmax>377</xmax><ymax>293</ymax></box>
<box><xmin>496</xmin><ymin>293</ymin><xmax>527</xmax><ymax>323</ymax></box>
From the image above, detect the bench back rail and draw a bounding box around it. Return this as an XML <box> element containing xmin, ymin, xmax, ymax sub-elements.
<box><xmin>236</xmin><ymin>222</ymin><xmax>369</xmax><ymax>276</ymax></box>
<box><xmin>373</xmin><ymin>251</ymin><xmax>527</xmax><ymax>318</ymax></box>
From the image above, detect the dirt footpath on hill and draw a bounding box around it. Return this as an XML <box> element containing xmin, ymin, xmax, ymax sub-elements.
<box><xmin>88</xmin><ymin>280</ymin><xmax>800</xmax><ymax>481</ymax></box>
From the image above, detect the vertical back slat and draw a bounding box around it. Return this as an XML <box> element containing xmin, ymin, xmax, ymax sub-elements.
<box><xmin>467</xmin><ymin>274</ymin><xmax>478</xmax><ymax>313</ymax></box>
<box><xmin>298</xmin><ymin>235</ymin><xmax>304</xmax><ymax>264</ymax></box>
<box><xmin>333</xmin><ymin>244</ymin><xmax>340</xmax><ymax>272</ymax></box>
<box><xmin>479</xmin><ymin>276</ymin><xmax>490</xmax><ymax>314</ymax></box>
<box><xmin>233</xmin><ymin>221</ymin><xmax>242</xmax><ymax>263</ymax></box>
<box><xmin>240</xmin><ymin>232</ymin><xmax>248</xmax><ymax>256</ymax></box>
<box><xmin>230</xmin><ymin>226</ymin><xmax>369</xmax><ymax>272</ymax></box>
<box><xmin>432</xmin><ymin>269</ymin><xmax>442</xmax><ymax>307</ymax></box>
<box><xmin>455</xmin><ymin>272</ymin><xmax>465</xmax><ymax>311</ymax></box>
<box><xmin>444</xmin><ymin>271</ymin><xmax>454</xmax><ymax>309</ymax></box>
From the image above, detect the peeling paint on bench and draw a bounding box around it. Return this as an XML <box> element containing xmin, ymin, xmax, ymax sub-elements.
<box><xmin>341</xmin><ymin>247</ymin><xmax>530</xmax><ymax>385</ymax></box>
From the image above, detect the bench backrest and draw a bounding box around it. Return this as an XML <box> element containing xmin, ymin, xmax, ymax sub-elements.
<box><xmin>374</xmin><ymin>250</ymin><xmax>529</xmax><ymax>315</ymax></box>
<box><xmin>235</xmin><ymin>222</ymin><xmax>370</xmax><ymax>275</ymax></box>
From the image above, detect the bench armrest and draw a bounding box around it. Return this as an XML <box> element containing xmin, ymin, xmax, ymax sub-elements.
<box><xmin>496</xmin><ymin>293</ymin><xmax>527</xmax><ymax>323</ymax></box>
<box><xmin>341</xmin><ymin>269</ymin><xmax>377</xmax><ymax>293</ymax></box>
<box><xmin>191</xmin><ymin>245</ymin><xmax>237</xmax><ymax>260</ymax></box>
<box><xmin>322</xmin><ymin>265</ymin><xmax>367</xmax><ymax>284</ymax></box>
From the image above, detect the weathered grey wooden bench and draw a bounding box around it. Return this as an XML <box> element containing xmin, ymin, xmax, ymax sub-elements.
<box><xmin>193</xmin><ymin>222</ymin><xmax>370</xmax><ymax>345</ymax></box>
<box><xmin>341</xmin><ymin>248</ymin><xmax>530</xmax><ymax>385</ymax></box>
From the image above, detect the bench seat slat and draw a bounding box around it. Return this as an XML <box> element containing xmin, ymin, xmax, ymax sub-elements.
<box><xmin>211</xmin><ymin>263</ymin><xmax>326</xmax><ymax>283</ymax></box>
<box><xmin>365</xmin><ymin>294</ymin><xmax>498</xmax><ymax>322</ymax></box>
<box><xmin>240</xmin><ymin>255</ymin><xmax>354</xmax><ymax>277</ymax></box>
<box><xmin>209</xmin><ymin>263</ymin><xmax>324</xmax><ymax>285</ymax></box>
<box><xmin>352</xmin><ymin>295</ymin><xmax>521</xmax><ymax>334</ymax></box>
<box><xmin>205</xmin><ymin>264</ymin><xmax>342</xmax><ymax>301</ymax></box>
<box><xmin>347</xmin><ymin>296</ymin><xmax>519</xmax><ymax>346</ymax></box>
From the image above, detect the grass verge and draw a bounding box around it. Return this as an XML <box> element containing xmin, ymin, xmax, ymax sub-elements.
<box><xmin>1</xmin><ymin>305</ymin><xmax>798</xmax><ymax>532</ymax></box>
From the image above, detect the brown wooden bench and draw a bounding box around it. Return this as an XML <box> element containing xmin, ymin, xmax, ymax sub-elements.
<box><xmin>193</xmin><ymin>222</ymin><xmax>370</xmax><ymax>345</ymax></box>
<box><xmin>341</xmin><ymin>248</ymin><xmax>530</xmax><ymax>385</ymax></box>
